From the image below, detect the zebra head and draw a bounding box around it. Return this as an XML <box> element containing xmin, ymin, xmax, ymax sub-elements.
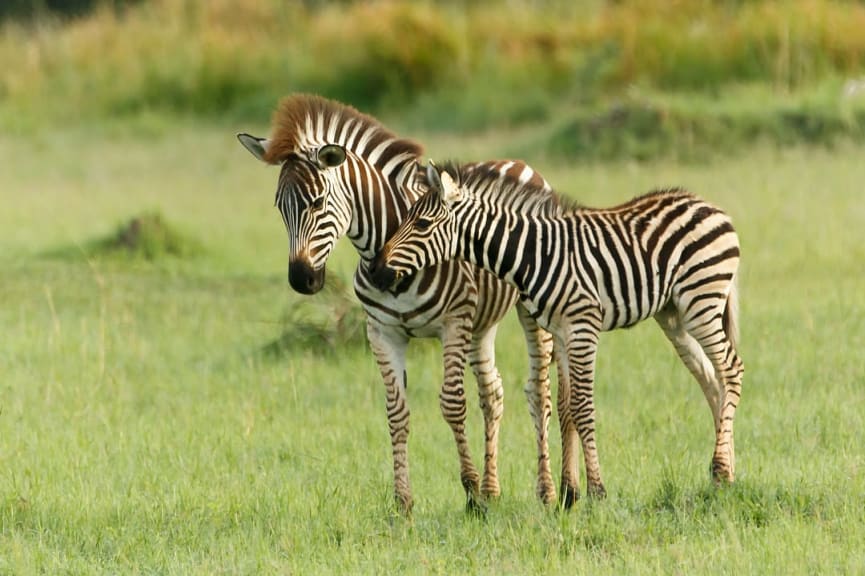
<box><xmin>238</xmin><ymin>132</ymin><xmax>352</xmax><ymax>295</ymax></box>
<box><xmin>370</xmin><ymin>162</ymin><xmax>463</xmax><ymax>291</ymax></box>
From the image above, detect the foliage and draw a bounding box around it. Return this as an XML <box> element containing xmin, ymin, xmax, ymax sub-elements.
<box><xmin>0</xmin><ymin>0</ymin><xmax>142</xmax><ymax>23</ymax></box>
<box><xmin>2</xmin><ymin>0</ymin><xmax>865</xmax><ymax>139</ymax></box>
<box><xmin>538</xmin><ymin>85</ymin><xmax>865</xmax><ymax>162</ymax></box>
<box><xmin>84</xmin><ymin>211</ymin><xmax>204</xmax><ymax>260</ymax></box>
<box><xmin>261</xmin><ymin>275</ymin><xmax>368</xmax><ymax>358</ymax></box>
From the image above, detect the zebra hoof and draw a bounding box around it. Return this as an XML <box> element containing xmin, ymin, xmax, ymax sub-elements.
<box><xmin>537</xmin><ymin>483</ymin><xmax>557</xmax><ymax>507</ymax></box>
<box><xmin>587</xmin><ymin>483</ymin><xmax>607</xmax><ymax>500</ymax></box>
<box><xmin>561</xmin><ymin>484</ymin><xmax>580</xmax><ymax>510</ymax></box>
<box><xmin>711</xmin><ymin>461</ymin><xmax>735</xmax><ymax>485</ymax></box>
<box><xmin>465</xmin><ymin>493</ymin><xmax>488</xmax><ymax>518</ymax></box>
<box><xmin>394</xmin><ymin>492</ymin><xmax>414</xmax><ymax>517</ymax></box>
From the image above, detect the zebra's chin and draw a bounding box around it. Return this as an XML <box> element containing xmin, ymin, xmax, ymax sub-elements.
<box><xmin>367</xmin><ymin>255</ymin><xmax>406</xmax><ymax>292</ymax></box>
<box><xmin>288</xmin><ymin>260</ymin><xmax>326</xmax><ymax>295</ymax></box>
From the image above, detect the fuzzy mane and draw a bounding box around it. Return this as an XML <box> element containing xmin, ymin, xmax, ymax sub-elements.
<box><xmin>262</xmin><ymin>94</ymin><xmax>424</xmax><ymax>166</ymax></box>
<box><xmin>441</xmin><ymin>161</ymin><xmax>578</xmax><ymax>216</ymax></box>
<box><xmin>440</xmin><ymin>161</ymin><xmax>692</xmax><ymax>216</ymax></box>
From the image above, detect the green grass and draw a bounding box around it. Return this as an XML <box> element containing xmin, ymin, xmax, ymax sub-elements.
<box><xmin>1</xmin><ymin>124</ymin><xmax>864</xmax><ymax>574</ymax></box>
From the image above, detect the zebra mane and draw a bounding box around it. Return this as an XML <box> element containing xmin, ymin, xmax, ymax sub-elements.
<box><xmin>442</xmin><ymin>161</ymin><xmax>692</xmax><ymax>216</ymax></box>
<box><xmin>442</xmin><ymin>161</ymin><xmax>578</xmax><ymax>216</ymax></box>
<box><xmin>263</xmin><ymin>94</ymin><xmax>424</xmax><ymax>167</ymax></box>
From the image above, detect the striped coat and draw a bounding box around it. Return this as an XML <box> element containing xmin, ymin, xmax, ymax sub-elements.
<box><xmin>238</xmin><ymin>95</ymin><xmax>577</xmax><ymax>512</ymax></box>
<box><xmin>372</xmin><ymin>162</ymin><xmax>744</xmax><ymax>497</ymax></box>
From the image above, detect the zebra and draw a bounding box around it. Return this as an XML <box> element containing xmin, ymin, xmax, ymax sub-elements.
<box><xmin>370</xmin><ymin>162</ymin><xmax>744</xmax><ymax>497</ymax></box>
<box><xmin>236</xmin><ymin>94</ymin><xmax>579</xmax><ymax>513</ymax></box>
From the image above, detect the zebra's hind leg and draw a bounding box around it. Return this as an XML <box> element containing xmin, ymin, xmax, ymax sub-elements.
<box><xmin>515</xmin><ymin>303</ymin><xmax>557</xmax><ymax>506</ymax></box>
<box><xmin>654</xmin><ymin>304</ymin><xmax>722</xmax><ymax>444</ymax></box>
<box><xmin>469</xmin><ymin>326</ymin><xmax>505</xmax><ymax>501</ymax></box>
<box><xmin>366</xmin><ymin>320</ymin><xmax>413</xmax><ymax>514</ymax></box>
<box><xmin>680</xmin><ymin>296</ymin><xmax>744</xmax><ymax>484</ymax></box>
<box><xmin>441</xmin><ymin>316</ymin><xmax>484</xmax><ymax>513</ymax></box>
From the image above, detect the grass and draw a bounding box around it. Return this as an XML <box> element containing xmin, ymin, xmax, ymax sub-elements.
<box><xmin>1</xmin><ymin>122</ymin><xmax>863</xmax><ymax>573</ymax></box>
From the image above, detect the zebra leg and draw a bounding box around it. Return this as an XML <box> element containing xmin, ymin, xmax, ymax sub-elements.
<box><xmin>515</xmin><ymin>303</ymin><xmax>557</xmax><ymax>506</ymax></box>
<box><xmin>681</xmin><ymin>302</ymin><xmax>744</xmax><ymax>484</ymax></box>
<box><xmin>563</xmin><ymin>323</ymin><xmax>606</xmax><ymax>499</ymax></box>
<box><xmin>366</xmin><ymin>320</ymin><xmax>413</xmax><ymax>514</ymax></box>
<box><xmin>469</xmin><ymin>326</ymin><xmax>505</xmax><ymax>500</ymax></box>
<box><xmin>554</xmin><ymin>341</ymin><xmax>582</xmax><ymax>508</ymax></box>
<box><xmin>441</xmin><ymin>317</ymin><xmax>483</xmax><ymax>512</ymax></box>
<box><xmin>654</xmin><ymin>305</ymin><xmax>722</xmax><ymax>433</ymax></box>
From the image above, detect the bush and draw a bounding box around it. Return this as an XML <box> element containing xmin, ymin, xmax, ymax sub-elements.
<box><xmin>91</xmin><ymin>212</ymin><xmax>203</xmax><ymax>260</ymax></box>
<box><xmin>540</xmin><ymin>87</ymin><xmax>865</xmax><ymax>162</ymax></box>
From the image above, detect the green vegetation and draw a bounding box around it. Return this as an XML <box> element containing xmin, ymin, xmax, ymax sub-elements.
<box><xmin>1</xmin><ymin>125</ymin><xmax>863</xmax><ymax>574</ymax></box>
<box><xmin>260</xmin><ymin>275</ymin><xmax>369</xmax><ymax>358</ymax></box>
<box><xmin>2</xmin><ymin>0</ymin><xmax>865</xmax><ymax>159</ymax></box>
<box><xmin>81</xmin><ymin>211</ymin><xmax>204</xmax><ymax>260</ymax></box>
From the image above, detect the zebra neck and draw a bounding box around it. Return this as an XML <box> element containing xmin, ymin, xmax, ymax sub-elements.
<box><xmin>456</xmin><ymin>212</ymin><xmax>550</xmax><ymax>295</ymax></box>
<box><xmin>349</xmin><ymin>159</ymin><xmax>425</xmax><ymax>262</ymax></box>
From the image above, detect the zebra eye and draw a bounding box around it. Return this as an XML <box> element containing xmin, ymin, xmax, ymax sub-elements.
<box><xmin>414</xmin><ymin>218</ymin><xmax>432</xmax><ymax>230</ymax></box>
<box><xmin>317</xmin><ymin>145</ymin><xmax>346</xmax><ymax>168</ymax></box>
<box><xmin>310</xmin><ymin>196</ymin><xmax>325</xmax><ymax>210</ymax></box>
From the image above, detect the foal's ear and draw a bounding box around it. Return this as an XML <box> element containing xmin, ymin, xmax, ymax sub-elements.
<box><xmin>236</xmin><ymin>133</ymin><xmax>271</xmax><ymax>163</ymax></box>
<box><xmin>426</xmin><ymin>161</ymin><xmax>463</xmax><ymax>205</ymax></box>
<box><xmin>438</xmin><ymin>168</ymin><xmax>463</xmax><ymax>205</ymax></box>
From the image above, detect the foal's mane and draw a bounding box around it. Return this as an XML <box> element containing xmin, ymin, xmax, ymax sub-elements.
<box><xmin>441</xmin><ymin>161</ymin><xmax>693</xmax><ymax>216</ymax></box>
<box><xmin>441</xmin><ymin>161</ymin><xmax>579</xmax><ymax>216</ymax></box>
<box><xmin>263</xmin><ymin>94</ymin><xmax>423</xmax><ymax>167</ymax></box>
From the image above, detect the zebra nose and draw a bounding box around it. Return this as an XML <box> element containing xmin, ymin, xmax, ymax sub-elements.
<box><xmin>288</xmin><ymin>260</ymin><xmax>325</xmax><ymax>295</ymax></box>
<box><xmin>368</xmin><ymin>253</ymin><xmax>396</xmax><ymax>291</ymax></box>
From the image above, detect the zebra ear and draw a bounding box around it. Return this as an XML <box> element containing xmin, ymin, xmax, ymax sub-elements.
<box><xmin>426</xmin><ymin>161</ymin><xmax>443</xmax><ymax>194</ymax></box>
<box><xmin>438</xmin><ymin>169</ymin><xmax>463</xmax><ymax>205</ymax></box>
<box><xmin>237</xmin><ymin>133</ymin><xmax>271</xmax><ymax>163</ymax></box>
<box><xmin>427</xmin><ymin>161</ymin><xmax>462</xmax><ymax>205</ymax></box>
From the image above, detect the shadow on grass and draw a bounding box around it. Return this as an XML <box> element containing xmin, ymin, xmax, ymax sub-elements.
<box><xmin>646</xmin><ymin>474</ymin><xmax>826</xmax><ymax>528</ymax></box>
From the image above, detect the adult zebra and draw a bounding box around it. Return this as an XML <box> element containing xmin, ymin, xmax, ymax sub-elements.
<box><xmin>370</xmin><ymin>162</ymin><xmax>744</xmax><ymax>497</ymax></box>
<box><xmin>237</xmin><ymin>95</ymin><xmax>578</xmax><ymax>513</ymax></box>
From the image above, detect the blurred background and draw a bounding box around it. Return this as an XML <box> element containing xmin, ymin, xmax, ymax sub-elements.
<box><xmin>2</xmin><ymin>0</ymin><xmax>865</xmax><ymax>161</ymax></box>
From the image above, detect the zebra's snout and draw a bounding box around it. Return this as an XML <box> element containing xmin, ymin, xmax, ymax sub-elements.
<box><xmin>368</xmin><ymin>252</ymin><xmax>399</xmax><ymax>291</ymax></box>
<box><xmin>288</xmin><ymin>260</ymin><xmax>325</xmax><ymax>295</ymax></box>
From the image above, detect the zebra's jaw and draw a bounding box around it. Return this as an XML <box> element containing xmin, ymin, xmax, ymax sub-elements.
<box><xmin>368</xmin><ymin>252</ymin><xmax>406</xmax><ymax>292</ymax></box>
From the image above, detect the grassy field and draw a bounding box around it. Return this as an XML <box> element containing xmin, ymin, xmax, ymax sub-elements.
<box><xmin>1</xmin><ymin>122</ymin><xmax>863</xmax><ymax>574</ymax></box>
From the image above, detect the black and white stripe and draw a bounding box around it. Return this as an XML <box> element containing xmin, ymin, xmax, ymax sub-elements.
<box><xmin>239</xmin><ymin>95</ymin><xmax>574</xmax><ymax>512</ymax></box>
<box><xmin>373</xmin><ymin>162</ymin><xmax>744</xmax><ymax>498</ymax></box>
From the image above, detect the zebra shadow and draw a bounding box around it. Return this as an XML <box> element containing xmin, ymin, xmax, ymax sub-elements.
<box><xmin>644</xmin><ymin>474</ymin><xmax>827</xmax><ymax>529</ymax></box>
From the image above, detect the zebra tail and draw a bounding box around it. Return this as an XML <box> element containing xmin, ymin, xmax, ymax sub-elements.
<box><xmin>722</xmin><ymin>274</ymin><xmax>740</xmax><ymax>349</ymax></box>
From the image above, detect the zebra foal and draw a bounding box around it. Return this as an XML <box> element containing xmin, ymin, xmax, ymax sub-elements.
<box><xmin>237</xmin><ymin>95</ymin><xmax>575</xmax><ymax>513</ymax></box>
<box><xmin>371</xmin><ymin>162</ymin><xmax>744</xmax><ymax>497</ymax></box>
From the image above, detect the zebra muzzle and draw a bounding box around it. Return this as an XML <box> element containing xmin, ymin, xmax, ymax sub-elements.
<box><xmin>288</xmin><ymin>259</ymin><xmax>325</xmax><ymax>295</ymax></box>
<box><xmin>368</xmin><ymin>253</ymin><xmax>402</xmax><ymax>291</ymax></box>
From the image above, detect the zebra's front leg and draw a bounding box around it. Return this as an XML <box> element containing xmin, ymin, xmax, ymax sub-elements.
<box><xmin>563</xmin><ymin>323</ymin><xmax>606</xmax><ymax>499</ymax></box>
<box><xmin>441</xmin><ymin>317</ymin><xmax>483</xmax><ymax>513</ymax></box>
<box><xmin>366</xmin><ymin>320</ymin><xmax>413</xmax><ymax>514</ymax></box>
<box><xmin>554</xmin><ymin>341</ymin><xmax>581</xmax><ymax>508</ymax></box>
<box><xmin>516</xmin><ymin>303</ymin><xmax>557</xmax><ymax>505</ymax></box>
<box><xmin>469</xmin><ymin>326</ymin><xmax>505</xmax><ymax>501</ymax></box>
